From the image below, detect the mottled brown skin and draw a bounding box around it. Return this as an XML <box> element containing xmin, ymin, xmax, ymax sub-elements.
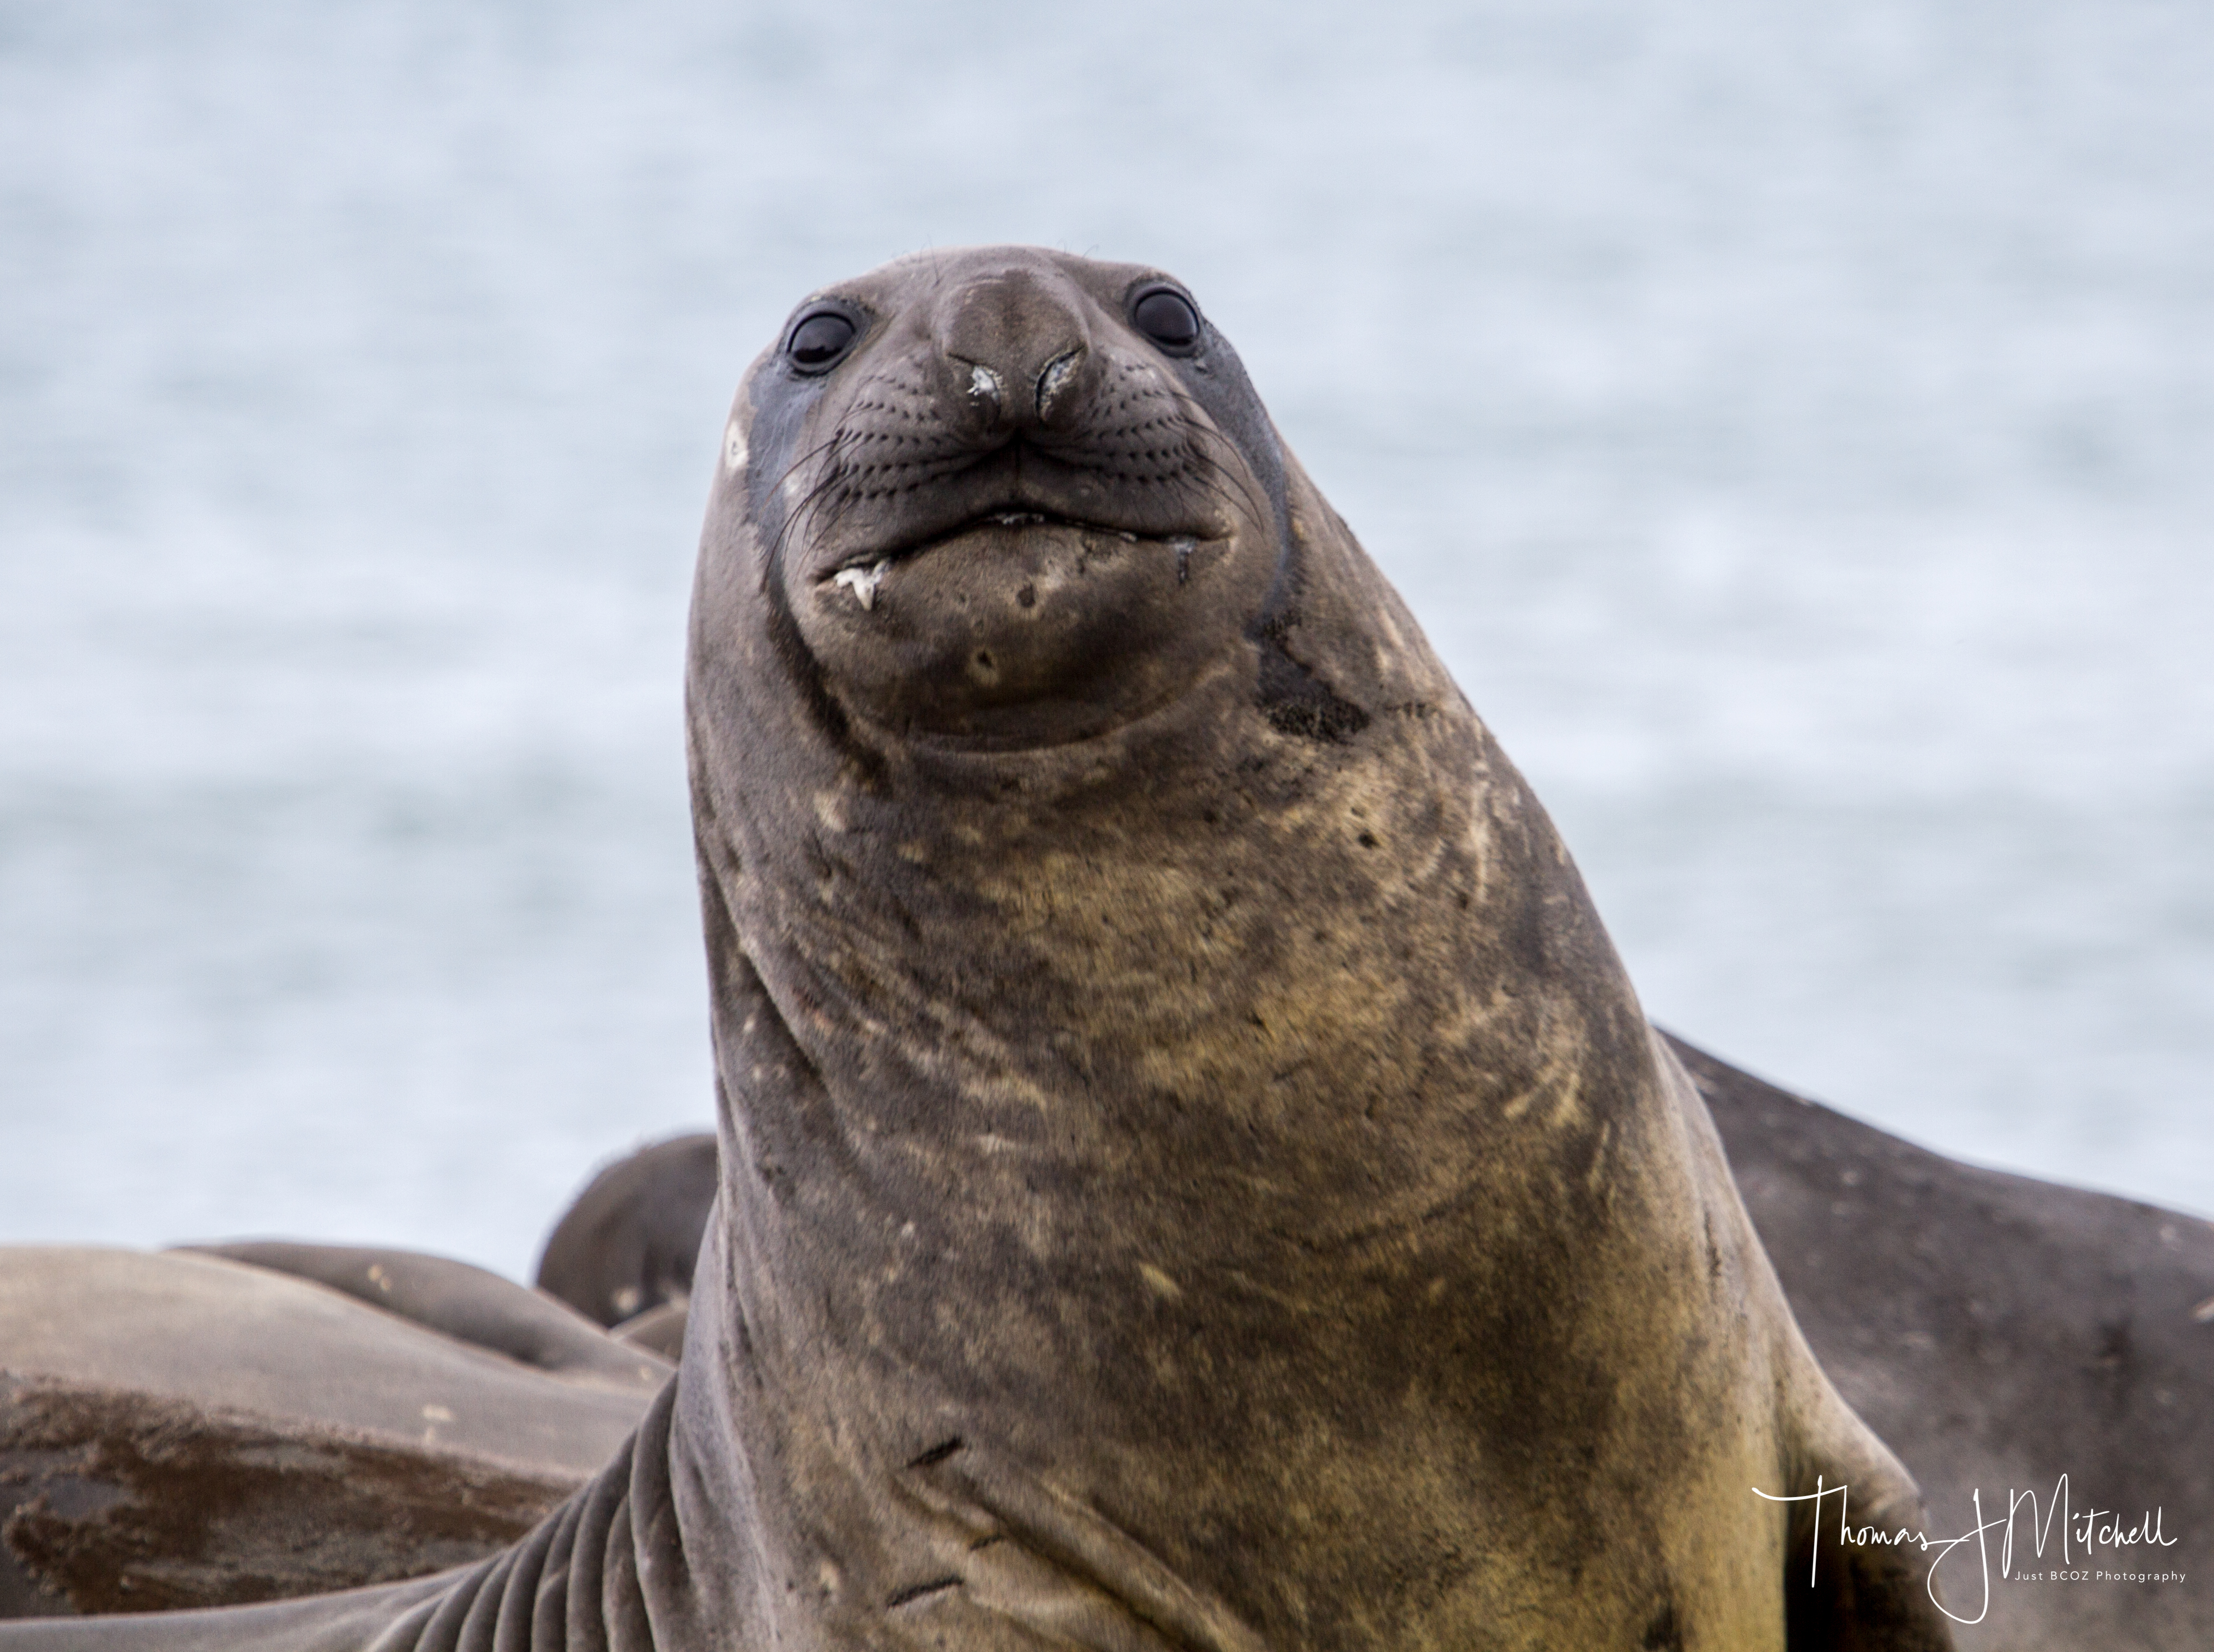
<box><xmin>0</xmin><ymin>248</ymin><xmax>1951</xmax><ymax>1649</ymax></box>
<box><xmin>0</xmin><ymin>1377</ymin><xmax>573</xmax><ymax>1618</ymax></box>
<box><xmin>525</xmin><ymin>1045</ymin><xmax>2214</xmax><ymax>1649</ymax></box>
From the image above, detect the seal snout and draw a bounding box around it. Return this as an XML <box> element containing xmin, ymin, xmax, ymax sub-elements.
<box><xmin>934</xmin><ymin>267</ymin><xmax>1102</xmax><ymax>444</ymax></box>
<box><xmin>956</xmin><ymin>344</ymin><xmax>1087</xmax><ymax>434</ymax></box>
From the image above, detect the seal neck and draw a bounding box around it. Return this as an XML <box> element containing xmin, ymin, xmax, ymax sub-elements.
<box><xmin>679</xmin><ymin>461</ymin><xmax>1681</xmax><ymax>1646</ymax></box>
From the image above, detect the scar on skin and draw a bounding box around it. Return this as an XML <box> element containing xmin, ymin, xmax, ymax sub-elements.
<box><xmin>1140</xmin><ymin>1264</ymin><xmax>1183</xmax><ymax>1301</ymax></box>
<box><xmin>832</xmin><ymin>560</ymin><xmax>893</xmax><ymax>610</ymax></box>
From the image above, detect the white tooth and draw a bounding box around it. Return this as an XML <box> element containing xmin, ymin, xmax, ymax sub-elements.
<box><xmin>831</xmin><ymin>560</ymin><xmax>891</xmax><ymax>611</ymax></box>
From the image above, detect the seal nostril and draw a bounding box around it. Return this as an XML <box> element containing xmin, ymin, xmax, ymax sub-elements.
<box><xmin>968</xmin><ymin>363</ymin><xmax>1002</xmax><ymax>410</ymax></box>
<box><xmin>1034</xmin><ymin>350</ymin><xmax>1082</xmax><ymax>419</ymax></box>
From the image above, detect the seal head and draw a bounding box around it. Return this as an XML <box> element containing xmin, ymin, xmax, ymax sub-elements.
<box><xmin>735</xmin><ymin>251</ymin><xmax>1290</xmax><ymax>749</ymax></box>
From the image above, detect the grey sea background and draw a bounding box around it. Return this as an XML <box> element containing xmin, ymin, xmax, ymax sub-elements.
<box><xmin>2</xmin><ymin>0</ymin><xmax>2209</xmax><ymax>1280</ymax></box>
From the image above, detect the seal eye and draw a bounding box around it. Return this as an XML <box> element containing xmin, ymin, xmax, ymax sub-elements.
<box><xmin>1130</xmin><ymin>286</ymin><xmax>1201</xmax><ymax>353</ymax></box>
<box><xmin>787</xmin><ymin>310</ymin><xmax>857</xmax><ymax>371</ymax></box>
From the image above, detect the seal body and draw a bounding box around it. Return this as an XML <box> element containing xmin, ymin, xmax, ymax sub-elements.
<box><xmin>533</xmin><ymin>1134</ymin><xmax>717</xmax><ymax>1342</ymax></box>
<box><xmin>461</xmin><ymin>1047</ymin><xmax>2214</xmax><ymax>1651</ymax></box>
<box><xmin>181</xmin><ymin>1242</ymin><xmax>683</xmax><ymax>1383</ymax></box>
<box><xmin>0</xmin><ymin>1247</ymin><xmax>664</xmax><ymax>1618</ymax></box>
<box><xmin>0</xmin><ymin>247</ymin><xmax>1953</xmax><ymax>1649</ymax></box>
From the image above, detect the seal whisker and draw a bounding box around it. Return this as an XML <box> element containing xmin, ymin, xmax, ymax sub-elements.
<box><xmin>765</xmin><ymin>430</ymin><xmax>878</xmax><ymax>576</ymax></box>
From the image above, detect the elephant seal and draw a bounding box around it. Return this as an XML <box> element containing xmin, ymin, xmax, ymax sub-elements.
<box><xmin>0</xmin><ymin>247</ymin><xmax>1951</xmax><ymax>1648</ymax></box>
<box><xmin>532</xmin><ymin>1134</ymin><xmax>717</xmax><ymax>1338</ymax></box>
<box><xmin>0</xmin><ymin>1248</ymin><xmax>666</xmax><ymax>1620</ymax></box>
<box><xmin>177</xmin><ymin>1242</ymin><xmax>678</xmax><ymax>1383</ymax></box>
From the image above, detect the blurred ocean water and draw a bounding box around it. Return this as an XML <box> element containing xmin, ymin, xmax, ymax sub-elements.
<box><xmin>2</xmin><ymin>0</ymin><xmax>2208</xmax><ymax>1276</ymax></box>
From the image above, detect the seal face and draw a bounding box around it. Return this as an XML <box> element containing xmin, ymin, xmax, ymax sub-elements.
<box><xmin>748</xmin><ymin>253</ymin><xmax>1284</xmax><ymax>746</ymax></box>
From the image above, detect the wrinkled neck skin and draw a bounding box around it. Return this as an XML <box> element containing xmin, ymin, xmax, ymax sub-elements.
<box><xmin>671</xmin><ymin>282</ymin><xmax>1798</xmax><ymax>1645</ymax></box>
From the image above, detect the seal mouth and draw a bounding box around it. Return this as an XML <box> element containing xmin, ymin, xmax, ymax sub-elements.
<box><xmin>817</xmin><ymin>511</ymin><xmax>1213</xmax><ymax>609</ymax></box>
<box><xmin>826</xmin><ymin>510</ymin><xmax>1141</xmax><ymax>573</ymax></box>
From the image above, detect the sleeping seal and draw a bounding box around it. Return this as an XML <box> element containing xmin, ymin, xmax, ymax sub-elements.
<box><xmin>0</xmin><ymin>246</ymin><xmax>1952</xmax><ymax>1648</ymax></box>
<box><xmin>532</xmin><ymin>1134</ymin><xmax>717</xmax><ymax>1348</ymax></box>
<box><xmin>0</xmin><ymin>1247</ymin><xmax>665</xmax><ymax>1619</ymax></box>
<box><xmin>177</xmin><ymin>1241</ymin><xmax>688</xmax><ymax>1379</ymax></box>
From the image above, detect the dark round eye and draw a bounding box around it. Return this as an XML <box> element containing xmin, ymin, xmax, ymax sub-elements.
<box><xmin>787</xmin><ymin>310</ymin><xmax>857</xmax><ymax>370</ymax></box>
<box><xmin>1130</xmin><ymin>286</ymin><xmax>1201</xmax><ymax>352</ymax></box>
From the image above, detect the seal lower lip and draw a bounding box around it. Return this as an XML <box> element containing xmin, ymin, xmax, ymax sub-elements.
<box><xmin>821</xmin><ymin>513</ymin><xmax>1175</xmax><ymax>585</ymax></box>
<box><xmin>819</xmin><ymin>516</ymin><xmax>1212</xmax><ymax>616</ymax></box>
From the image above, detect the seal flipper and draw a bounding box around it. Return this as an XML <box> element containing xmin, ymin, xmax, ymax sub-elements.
<box><xmin>1653</xmin><ymin>1034</ymin><xmax>1957</xmax><ymax>1650</ymax></box>
<box><xmin>1780</xmin><ymin>1407</ymin><xmax>1957</xmax><ymax>1651</ymax></box>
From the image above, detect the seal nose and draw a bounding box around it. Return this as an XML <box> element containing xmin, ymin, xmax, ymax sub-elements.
<box><xmin>934</xmin><ymin>267</ymin><xmax>1101</xmax><ymax>441</ymax></box>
